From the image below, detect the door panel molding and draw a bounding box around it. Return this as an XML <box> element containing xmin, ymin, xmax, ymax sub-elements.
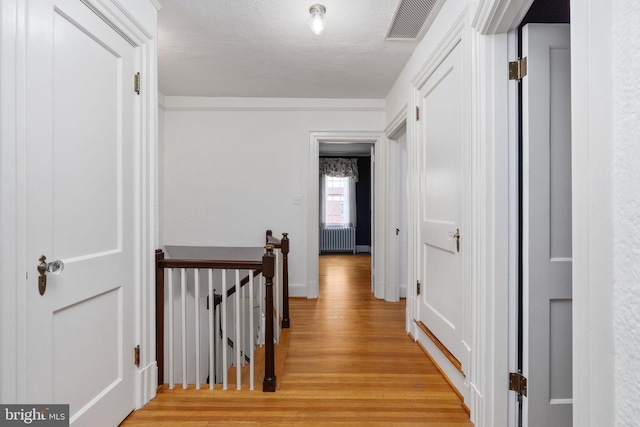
<box><xmin>409</xmin><ymin>7</ymin><xmax>472</xmax><ymax>407</ymax></box>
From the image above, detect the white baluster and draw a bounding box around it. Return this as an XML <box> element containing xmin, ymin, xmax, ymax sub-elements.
<box><xmin>168</xmin><ymin>268</ymin><xmax>174</xmax><ymax>389</ymax></box>
<box><xmin>249</xmin><ymin>271</ymin><xmax>255</xmax><ymax>390</ymax></box>
<box><xmin>194</xmin><ymin>268</ymin><xmax>200</xmax><ymax>390</ymax></box>
<box><xmin>208</xmin><ymin>269</ymin><xmax>214</xmax><ymax>390</ymax></box>
<box><xmin>181</xmin><ymin>268</ymin><xmax>187</xmax><ymax>389</ymax></box>
<box><xmin>241</xmin><ymin>272</ymin><xmax>245</xmax><ymax>367</ymax></box>
<box><xmin>235</xmin><ymin>269</ymin><xmax>241</xmax><ymax>390</ymax></box>
<box><xmin>221</xmin><ymin>269</ymin><xmax>228</xmax><ymax>390</ymax></box>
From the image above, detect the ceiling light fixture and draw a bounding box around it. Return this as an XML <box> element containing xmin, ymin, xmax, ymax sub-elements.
<box><xmin>309</xmin><ymin>4</ymin><xmax>326</xmax><ymax>35</ymax></box>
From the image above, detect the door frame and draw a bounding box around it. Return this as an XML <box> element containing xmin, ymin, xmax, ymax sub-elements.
<box><xmin>0</xmin><ymin>0</ymin><xmax>159</xmax><ymax>409</ymax></box>
<box><xmin>471</xmin><ymin>0</ymin><xmax>605</xmax><ymax>426</ymax></box>
<box><xmin>469</xmin><ymin>1</ymin><xmax>533</xmax><ymax>425</ymax></box>
<box><xmin>385</xmin><ymin>107</ymin><xmax>408</xmax><ymax>303</ymax></box>
<box><xmin>307</xmin><ymin>131</ymin><xmax>389</xmax><ymax>300</ymax></box>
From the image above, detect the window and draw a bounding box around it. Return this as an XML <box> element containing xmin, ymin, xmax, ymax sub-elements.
<box><xmin>324</xmin><ymin>176</ymin><xmax>350</xmax><ymax>225</ymax></box>
<box><xmin>320</xmin><ymin>174</ymin><xmax>356</xmax><ymax>227</ymax></box>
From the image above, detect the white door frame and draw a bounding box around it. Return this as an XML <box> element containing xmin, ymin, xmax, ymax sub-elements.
<box><xmin>307</xmin><ymin>131</ymin><xmax>389</xmax><ymax>300</ymax></box>
<box><xmin>0</xmin><ymin>0</ymin><xmax>158</xmax><ymax>409</ymax></box>
<box><xmin>470</xmin><ymin>0</ymin><xmax>610</xmax><ymax>425</ymax></box>
<box><xmin>467</xmin><ymin>1</ymin><xmax>534</xmax><ymax>426</ymax></box>
<box><xmin>385</xmin><ymin>107</ymin><xmax>408</xmax><ymax>303</ymax></box>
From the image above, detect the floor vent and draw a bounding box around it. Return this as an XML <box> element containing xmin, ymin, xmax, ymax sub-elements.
<box><xmin>385</xmin><ymin>0</ymin><xmax>442</xmax><ymax>41</ymax></box>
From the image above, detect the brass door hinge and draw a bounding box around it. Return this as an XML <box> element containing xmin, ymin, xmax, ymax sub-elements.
<box><xmin>509</xmin><ymin>372</ymin><xmax>527</xmax><ymax>396</ymax></box>
<box><xmin>134</xmin><ymin>345</ymin><xmax>140</xmax><ymax>367</ymax></box>
<box><xmin>134</xmin><ymin>72</ymin><xmax>141</xmax><ymax>95</ymax></box>
<box><xmin>509</xmin><ymin>57</ymin><xmax>527</xmax><ymax>81</ymax></box>
<box><xmin>417</xmin><ymin>280</ymin><xmax>421</xmax><ymax>296</ymax></box>
<box><xmin>416</xmin><ymin>106</ymin><xmax>420</xmax><ymax>121</ymax></box>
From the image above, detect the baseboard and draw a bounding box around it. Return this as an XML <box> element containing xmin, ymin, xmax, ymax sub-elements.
<box><xmin>135</xmin><ymin>362</ymin><xmax>158</xmax><ymax>409</ymax></box>
<box><xmin>289</xmin><ymin>282</ymin><xmax>308</xmax><ymax>298</ymax></box>
<box><xmin>399</xmin><ymin>283</ymin><xmax>407</xmax><ymax>298</ymax></box>
<box><xmin>355</xmin><ymin>245</ymin><xmax>371</xmax><ymax>253</ymax></box>
<box><xmin>414</xmin><ymin>322</ymin><xmax>469</xmax><ymax>405</ymax></box>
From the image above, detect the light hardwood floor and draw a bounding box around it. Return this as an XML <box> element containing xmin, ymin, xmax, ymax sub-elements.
<box><xmin>121</xmin><ymin>254</ymin><xmax>472</xmax><ymax>426</ymax></box>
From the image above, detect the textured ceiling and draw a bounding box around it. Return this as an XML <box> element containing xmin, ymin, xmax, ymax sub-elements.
<box><xmin>157</xmin><ymin>0</ymin><xmax>421</xmax><ymax>98</ymax></box>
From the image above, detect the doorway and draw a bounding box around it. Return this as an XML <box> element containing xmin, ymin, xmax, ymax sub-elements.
<box><xmin>319</xmin><ymin>144</ymin><xmax>373</xmax><ymax>255</ymax></box>
<box><xmin>307</xmin><ymin>132</ymin><xmax>386</xmax><ymax>300</ymax></box>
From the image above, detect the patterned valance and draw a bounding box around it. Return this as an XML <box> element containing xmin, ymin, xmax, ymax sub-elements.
<box><xmin>319</xmin><ymin>158</ymin><xmax>359</xmax><ymax>182</ymax></box>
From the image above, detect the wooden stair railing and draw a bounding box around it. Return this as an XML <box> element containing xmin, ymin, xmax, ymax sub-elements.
<box><xmin>155</xmin><ymin>231</ymin><xmax>290</xmax><ymax>393</ymax></box>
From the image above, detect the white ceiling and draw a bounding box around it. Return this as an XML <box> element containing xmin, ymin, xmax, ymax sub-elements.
<box><xmin>157</xmin><ymin>0</ymin><xmax>422</xmax><ymax>99</ymax></box>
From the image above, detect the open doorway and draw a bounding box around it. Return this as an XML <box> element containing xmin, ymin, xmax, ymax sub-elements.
<box><xmin>319</xmin><ymin>143</ymin><xmax>373</xmax><ymax>255</ymax></box>
<box><xmin>307</xmin><ymin>131</ymin><xmax>386</xmax><ymax>300</ymax></box>
<box><xmin>318</xmin><ymin>143</ymin><xmax>374</xmax><ymax>295</ymax></box>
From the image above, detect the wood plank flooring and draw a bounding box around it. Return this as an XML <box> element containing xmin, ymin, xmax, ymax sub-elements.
<box><xmin>120</xmin><ymin>254</ymin><xmax>472</xmax><ymax>426</ymax></box>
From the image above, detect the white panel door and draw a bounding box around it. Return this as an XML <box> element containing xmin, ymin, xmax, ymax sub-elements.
<box><xmin>25</xmin><ymin>0</ymin><xmax>137</xmax><ymax>425</ymax></box>
<box><xmin>418</xmin><ymin>40</ymin><xmax>467</xmax><ymax>364</ymax></box>
<box><xmin>522</xmin><ymin>23</ymin><xmax>572</xmax><ymax>427</ymax></box>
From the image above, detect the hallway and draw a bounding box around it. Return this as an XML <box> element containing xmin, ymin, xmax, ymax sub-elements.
<box><xmin>121</xmin><ymin>254</ymin><xmax>472</xmax><ymax>426</ymax></box>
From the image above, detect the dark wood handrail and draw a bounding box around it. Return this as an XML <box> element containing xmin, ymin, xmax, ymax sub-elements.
<box><xmin>156</xmin><ymin>231</ymin><xmax>289</xmax><ymax>392</ymax></box>
<box><xmin>266</xmin><ymin>229</ymin><xmax>281</xmax><ymax>247</ymax></box>
<box><xmin>158</xmin><ymin>259</ymin><xmax>263</xmax><ymax>270</ymax></box>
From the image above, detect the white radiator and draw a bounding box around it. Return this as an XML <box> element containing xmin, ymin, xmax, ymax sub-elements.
<box><xmin>320</xmin><ymin>227</ymin><xmax>356</xmax><ymax>253</ymax></box>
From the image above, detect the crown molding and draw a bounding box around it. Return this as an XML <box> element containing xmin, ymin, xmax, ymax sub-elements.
<box><xmin>161</xmin><ymin>96</ymin><xmax>386</xmax><ymax>112</ymax></box>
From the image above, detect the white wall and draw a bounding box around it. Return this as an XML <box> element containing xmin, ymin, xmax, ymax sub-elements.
<box><xmin>611</xmin><ymin>0</ymin><xmax>640</xmax><ymax>423</ymax></box>
<box><xmin>385</xmin><ymin>0</ymin><xmax>469</xmax><ymax>123</ymax></box>
<box><xmin>158</xmin><ymin>93</ymin><xmax>166</xmax><ymax>247</ymax></box>
<box><xmin>161</xmin><ymin>97</ymin><xmax>385</xmax><ymax>296</ymax></box>
<box><xmin>570</xmin><ymin>0</ymin><xmax>615</xmax><ymax>425</ymax></box>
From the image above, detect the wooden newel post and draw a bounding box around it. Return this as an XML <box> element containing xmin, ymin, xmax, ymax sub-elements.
<box><xmin>262</xmin><ymin>245</ymin><xmax>277</xmax><ymax>392</ymax></box>
<box><xmin>155</xmin><ymin>249</ymin><xmax>165</xmax><ymax>386</ymax></box>
<box><xmin>281</xmin><ymin>233</ymin><xmax>290</xmax><ymax>329</ymax></box>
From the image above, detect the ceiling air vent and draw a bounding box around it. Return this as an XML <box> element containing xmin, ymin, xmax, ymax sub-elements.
<box><xmin>385</xmin><ymin>0</ymin><xmax>442</xmax><ymax>41</ymax></box>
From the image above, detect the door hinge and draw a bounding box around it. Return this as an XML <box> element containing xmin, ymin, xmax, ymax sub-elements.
<box><xmin>416</xmin><ymin>106</ymin><xmax>420</xmax><ymax>121</ymax></box>
<box><xmin>509</xmin><ymin>57</ymin><xmax>527</xmax><ymax>81</ymax></box>
<box><xmin>416</xmin><ymin>280</ymin><xmax>421</xmax><ymax>296</ymax></box>
<box><xmin>134</xmin><ymin>72</ymin><xmax>141</xmax><ymax>95</ymax></box>
<box><xmin>134</xmin><ymin>345</ymin><xmax>140</xmax><ymax>367</ymax></box>
<box><xmin>509</xmin><ymin>372</ymin><xmax>527</xmax><ymax>396</ymax></box>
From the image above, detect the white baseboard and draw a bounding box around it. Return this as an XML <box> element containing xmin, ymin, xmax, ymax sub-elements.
<box><xmin>356</xmin><ymin>245</ymin><xmax>371</xmax><ymax>253</ymax></box>
<box><xmin>135</xmin><ymin>362</ymin><xmax>158</xmax><ymax>409</ymax></box>
<box><xmin>415</xmin><ymin>325</ymin><xmax>469</xmax><ymax>404</ymax></box>
<box><xmin>400</xmin><ymin>283</ymin><xmax>407</xmax><ymax>298</ymax></box>
<box><xmin>289</xmin><ymin>282</ymin><xmax>308</xmax><ymax>298</ymax></box>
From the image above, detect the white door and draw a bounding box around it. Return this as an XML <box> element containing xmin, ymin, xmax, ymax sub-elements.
<box><xmin>417</xmin><ymin>40</ymin><xmax>467</xmax><ymax>366</ymax></box>
<box><xmin>522</xmin><ymin>23</ymin><xmax>572</xmax><ymax>427</ymax></box>
<box><xmin>25</xmin><ymin>0</ymin><xmax>137</xmax><ymax>425</ymax></box>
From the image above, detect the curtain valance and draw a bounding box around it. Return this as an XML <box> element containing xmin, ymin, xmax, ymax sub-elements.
<box><xmin>319</xmin><ymin>158</ymin><xmax>359</xmax><ymax>182</ymax></box>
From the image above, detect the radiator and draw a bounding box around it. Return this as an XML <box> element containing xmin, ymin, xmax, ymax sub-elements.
<box><xmin>320</xmin><ymin>227</ymin><xmax>356</xmax><ymax>253</ymax></box>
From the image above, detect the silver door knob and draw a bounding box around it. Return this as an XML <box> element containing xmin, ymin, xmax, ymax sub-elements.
<box><xmin>37</xmin><ymin>255</ymin><xmax>64</xmax><ymax>295</ymax></box>
<box><xmin>447</xmin><ymin>228</ymin><xmax>461</xmax><ymax>253</ymax></box>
